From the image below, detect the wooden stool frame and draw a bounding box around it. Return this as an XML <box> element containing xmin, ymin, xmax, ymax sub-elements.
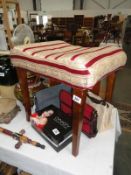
<box><xmin>16</xmin><ymin>67</ymin><xmax>116</xmax><ymax>156</ymax></box>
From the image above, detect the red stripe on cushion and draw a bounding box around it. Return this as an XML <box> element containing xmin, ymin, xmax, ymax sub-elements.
<box><xmin>11</xmin><ymin>55</ymin><xmax>89</xmax><ymax>75</ymax></box>
<box><xmin>44</xmin><ymin>47</ymin><xmax>82</xmax><ymax>59</ymax></box>
<box><xmin>70</xmin><ymin>47</ymin><xmax>90</xmax><ymax>61</ymax></box>
<box><xmin>85</xmin><ymin>49</ymin><xmax>123</xmax><ymax>67</ymax></box>
<box><xmin>54</xmin><ymin>47</ymin><xmax>84</xmax><ymax>60</ymax></box>
<box><xmin>31</xmin><ymin>44</ymin><xmax>70</xmax><ymax>56</ymax></box>
<box><xmin>71</xmin><ymin>46</ymin><xmax>110</xmax><ymax>61</ymax></box>
<box><xmin>23</xmin><ymin>42</ymin><xmax>66</xmax><ymax>52</ymax></box>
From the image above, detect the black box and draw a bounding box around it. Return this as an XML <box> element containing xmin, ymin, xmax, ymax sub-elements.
<box><xmin>32</xmin><ymin>105</ymin><xmax>72</xmax><ymax>152</ymax></box>
<box><xmin>0</xmin><ymin>55</ymin><xmax>18</xmax><ymax>85</ymax></box>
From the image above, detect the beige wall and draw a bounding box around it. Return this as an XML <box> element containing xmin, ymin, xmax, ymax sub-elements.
<box><xmin>17</xmin><ymin>0</ymin><xmax>131</xmax><ymax>22</ymax></box>
<box><xmin>83</xmin><ymin>0</ymin><xmax>131</xmax><ymax>9</ymax></box>
<box><xmin>18</xmin><ymin>0</ymin><xmax>33</xmax><ymax>11</ymax></box>
<box><xmin>41</xmin><ymin>0</ymin><xmax>73</xmax><ymax>11</ymax></box>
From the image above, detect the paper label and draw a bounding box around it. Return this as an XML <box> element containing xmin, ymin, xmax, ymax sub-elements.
<box><xmin>73</xmin><ymin>95</ymin><xmax>82</xmax><ymax>104</ymax></box>
<box><xmin>0</xmin><ymin>72</ymin><xmax>4</xmax><ymax>77</ymax></box>
<box><xmin>52</xmin><ymin>128</ymin><xmax>60</xmax><ymax>135</ymax></box>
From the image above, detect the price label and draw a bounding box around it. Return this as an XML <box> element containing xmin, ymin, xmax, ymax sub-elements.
<box><xmin>0</xmin><ymin>72</ymin><xmax>4</xmax><ymax>77</ymax></box>
<box><xmin>73</xmin><ymin>95</ymin><xmax>82</xmax><ymax>104</ymax></box>
<box><xmin>52</xmin><ymin>128</ymin><xmax>60</xmax><ymax>135</ymax></box>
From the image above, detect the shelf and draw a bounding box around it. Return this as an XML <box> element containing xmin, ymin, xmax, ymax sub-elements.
<box><xmin>0</xmin><ymin>0</ymin><xmax>18</xmax><ymax>4</ymax></box>
<box><xmin>0</xmin><ymin>0</ymin><xmax>22</xmax><ymax>49</ymax></box>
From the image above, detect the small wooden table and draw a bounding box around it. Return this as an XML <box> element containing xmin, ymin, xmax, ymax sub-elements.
<box><xmin>10</xmin><ymin>40</ymin><xmax>127</xmax><ymax>156</ymax></box>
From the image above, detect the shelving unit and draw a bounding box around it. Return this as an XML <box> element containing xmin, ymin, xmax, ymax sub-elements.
<box><xmin>83</xmin><ymin>17</ymin><xmax>94</xmax><ymax>29</ymax></box>
<box><xmin>0</xmin><ymin>0</ymin><xmax>22</xmax><ymax>49</ymax></box>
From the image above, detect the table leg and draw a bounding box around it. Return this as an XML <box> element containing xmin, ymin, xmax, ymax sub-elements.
<box><xmin>16</xmin><ymin>68</ymin><xmax>31</xmax><ymax>121</ymax></box>
<box><xmin>72</xmin><ymin>88</ymin><xmax>87</xmax><ymax>156</ymax></box>
<box><xmin>105</xmin><ymin>72</ymin><xmax>116</xmax><ymax>102</ymax></box>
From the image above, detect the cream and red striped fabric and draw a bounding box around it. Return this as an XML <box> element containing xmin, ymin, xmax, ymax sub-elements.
<box><xmin>10</xmin><ymin>40</ymin><xmax>127</xmax><ymax>88</ymax></box>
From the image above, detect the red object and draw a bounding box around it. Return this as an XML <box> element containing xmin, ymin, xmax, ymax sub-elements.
<box><xmin>59</xmin><ymin>90</ymin><xmax>98</xmax><ymax>138</ymax></box>
<box><xmin>83</xmin><ymin>104</ymin><xmax>94</xmax><ymax>120</ymax></box>
<box><xmin>31</xmin><ymin>113</ymin><xmax>46</xmax><ymax>130</ymax></box>
<box><xmin>82</xmin><ymin>104</ymin><xmax>98</xmax><ymax>137</ymax></box>
<box><xmin>36</xmin><ymin>124</ymin><xmax>45</xmax><ymax>130</ymax></box>
<box><xmin>59</xmin><ymin>90</ymin><xmax>73</xmax><ymax>117</ymax></box>
<box><xmin>31</xmin><ymin>113</ymin><xmax>38</xmax><ymax>118</ymax></box>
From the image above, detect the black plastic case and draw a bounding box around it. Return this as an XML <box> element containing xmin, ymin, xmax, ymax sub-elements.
<box><xmin>0</xmin><ymin>55</ymin><xmax>18</xmax><ymax>85</ymax></box>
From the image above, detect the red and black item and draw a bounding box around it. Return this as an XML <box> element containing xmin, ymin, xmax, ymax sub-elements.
<box><xmin>82</xmin><ymin>104</ymin><xmax>98</xmax><ymax>138</ymax></box>
<box><xmin>59</xmin><ymin>90</ymin><xmax>98</xmax><ymax>138</ymax></box>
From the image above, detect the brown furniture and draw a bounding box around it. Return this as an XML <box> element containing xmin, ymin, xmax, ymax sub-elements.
<box><xmin>11</xmin><ymin>41</ymin><xmax>127</xmax><ymax>157</ymax></box>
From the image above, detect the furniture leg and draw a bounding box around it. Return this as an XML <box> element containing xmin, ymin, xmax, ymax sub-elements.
<box><xmin>72</xmin><ymin>88</ymin><xmax>87</xmax><ymax>156</ymax></box>
<box><xmin>16</xmin><ymin>68</ymin><xmax>31</xmax><ymax>121</ymax></box>
<box><xmin>92</xmin><ymin>81</ymin><xmax>100</xmax><ymax>95</ymax></box>
<box><xmin>105</xmin><ymin>72</ymin><xmax>116</xmax><ymax>102</ymax></box>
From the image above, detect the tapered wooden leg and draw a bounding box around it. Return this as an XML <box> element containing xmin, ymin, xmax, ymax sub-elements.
<box><xmin>16</xmin><ymin>68</ymin><xmax>31</xmax><ymax>121</ymax></box>
<box><xmin>105</xmin><ymin>72</ymin><xmax>116</xmax><ymax>102</ymax></box>
<box><xmin>72</xmin><ymin>88</ymin><xmax>87</xmax><ymax>156</ymax></box>
<box><xmin>92</xmin><ymin>81</ymin><xmax>100</xmax><ymax>95</ymax></box>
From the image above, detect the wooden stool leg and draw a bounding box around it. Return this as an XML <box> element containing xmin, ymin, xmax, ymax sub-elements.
<box><xmin>72</xmin><ymin>88</ymin><xmax>87</xmax><ymax>156</ymax></box>
<box><xmin>92</xmin><ymin>81</ymin><xmax>100</xmax><ymax>95</ymax></box>
<box><xmin>105</xmin><ymin>72</ymin><xmax>116</xmax><ymax>102</ymax></box>
<box><xmin>16</xmin><ymin>68</ymin><xmax>31</xmax><ymax>121</ymax></box>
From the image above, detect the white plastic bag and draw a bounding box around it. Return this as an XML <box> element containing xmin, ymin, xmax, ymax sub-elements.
<box><xmin>86</xmin><ymin>91</ymin><xmax>113</xmax><ymax>132</ymax></box>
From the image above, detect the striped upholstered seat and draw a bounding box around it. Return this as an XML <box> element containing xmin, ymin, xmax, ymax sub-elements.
<box><xmin>11</xmin><ymin>40</ymin><xmax>127</xmax><ymax>89</ymax></box>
